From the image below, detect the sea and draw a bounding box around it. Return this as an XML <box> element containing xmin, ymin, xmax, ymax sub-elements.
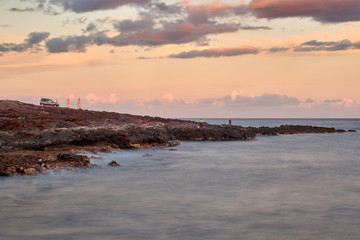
<box><xmin>1</xmin><ymin>119</ymin><xmax>360</xmax><ymax>240</ymax></box>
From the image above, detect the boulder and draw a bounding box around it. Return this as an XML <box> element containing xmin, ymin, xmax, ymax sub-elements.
<box><xmin>108</xmin><ymin>161</ymin><xmax>121</xmax><ymax>167</ymax></box>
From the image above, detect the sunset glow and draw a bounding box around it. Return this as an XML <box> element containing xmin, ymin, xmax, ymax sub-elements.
<box><xmin>1</xmin><ymin>0</ymin><xmax>360</xmax><ymax>117</ymax></box>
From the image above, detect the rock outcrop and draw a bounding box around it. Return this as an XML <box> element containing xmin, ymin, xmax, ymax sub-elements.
<box><xmin>108</xmin><ymin>161</ymin><xmax>121</xmax><ymax>167</ymax></box>
<box><xmin>0</xmin><ymin>152</ymin><xmax>91</xmax><ymax>176</ymax></box>
<box><xmin>0</xmin><ymin>100</ymin><xmax>354</xmax><ymax>176</ymax></box>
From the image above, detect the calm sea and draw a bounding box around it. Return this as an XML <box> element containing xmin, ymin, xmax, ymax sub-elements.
<box><xmin>1</xmin><ymin>119</ymin><xmax>360</xmax><ymax>240</ymax></box>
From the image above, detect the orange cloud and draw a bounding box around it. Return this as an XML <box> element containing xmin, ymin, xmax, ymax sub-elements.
<box><xmin>169</xmin><ymin>46</ymin><xmax>259</xmax><ymax>58</ymax></box>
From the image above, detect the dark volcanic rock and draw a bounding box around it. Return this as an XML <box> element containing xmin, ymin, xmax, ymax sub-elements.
<box><xmin>57</xmin><ymin>153</ymin><xmax>75</xmax><ymax>160</ymax></box>
<box><xmin>168</xmin><ymin>125</ymin><xmax>256</xmax><ymax>141</ymax></box>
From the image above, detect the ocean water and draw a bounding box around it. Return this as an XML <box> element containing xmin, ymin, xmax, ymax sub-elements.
<box><xmin>1</xmin><ymin>119</ymin><xmax>360</xmax><ymax>240</ymax></box>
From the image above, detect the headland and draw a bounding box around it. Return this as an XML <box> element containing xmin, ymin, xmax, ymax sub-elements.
<box><xmin>0</xmin><ymin>100</ymin><xmax>353</xmax><ymax>176</ymax></box>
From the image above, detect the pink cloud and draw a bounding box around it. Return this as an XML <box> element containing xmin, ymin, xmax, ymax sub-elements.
<box><xmin>248</xmin><ymin>0</ymin><xmax>360</xmax><ymax>23</ymax></box>
<box><xmin>324</xmin><ymin>98</ymin><xmax>359</xmax><ymax>109</ymax></box>
<box><xmin>162</xmin><ymin>93</ymin><xmax>175</xmax><ymax>102</ymax></box>
<box><xmin>108</xmin><ymin>93</ymin><xmax>120</xmax><ymax>103</ymax></box>
<box><xmin>85</xmin><ymin>93</ymin><xmax>120</xmax><ymax>104</ymax></box>
<box><xmin>186</xmin><ymin>0</ymin><xmax>247</xmax><ymax>24</ymax></box>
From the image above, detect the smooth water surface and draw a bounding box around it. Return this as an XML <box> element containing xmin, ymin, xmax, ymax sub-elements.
<box><xmin>1</xmin><ymin>119</ymin><xmax>360</xmax><ymax>240</ymax></box>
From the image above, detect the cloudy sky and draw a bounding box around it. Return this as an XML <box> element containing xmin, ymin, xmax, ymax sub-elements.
<box><xmin>1</xmin><ymin>0</ymin><xmax>360</xmax><ymax>118</ymax></box>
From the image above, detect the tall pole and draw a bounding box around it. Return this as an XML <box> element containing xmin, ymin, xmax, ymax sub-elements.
<box><xmin>66</xmin><ymin>98</ymin><xmax>70</xmax><ymax>108</ymax></box>
<box><xmin>77</xmin><ymin>98</ymin><xmax>81</xmax><ymax>110</ymax></box>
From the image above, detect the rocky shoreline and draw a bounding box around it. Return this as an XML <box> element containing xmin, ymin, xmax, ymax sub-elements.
<box><xmin>0</xmin><ymin>100</ymin><xmax>355</xmax><ymax>176</ymax></box>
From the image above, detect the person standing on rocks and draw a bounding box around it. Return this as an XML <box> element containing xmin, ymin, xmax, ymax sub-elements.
<box><xmin>199</xmin><ymin>118</ymin><xmax>204</xmax><ymax>128</ymax></box>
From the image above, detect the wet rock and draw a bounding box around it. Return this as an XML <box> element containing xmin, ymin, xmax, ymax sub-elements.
<box><xmin>99</xmin><ymin>146</ymin><xmax>112</xmax><ymax>153</ymax></box>
<box><xmin>130</xmin><ymin>144</ymin><xmax>141</xmax><ymax>149</ymax></box>
<box><xmin>108</xmin><ymin>161</ymin><xmax>121</xmax><ymax>167</ymax></box>
<box><xmin>34</xmin><ymin>164</ymin><xmax>46</xmax><ymax>174</ymax></box>
<box><xmin>90</xmin><ymin>164</ymin><xmax>101</xmax><ymax>168</ymax></box>
<box><xmin>167</xmin><ymin>140</ymin><xmax>180</xmax><ymax>147</ymax></box>
<box><xmin>143</xmin><ymin>153</ymin><xmax>152</xmax><ymax>157</ymax></box>
<box><xmin>24</xmin><ymin>167</ymin><xmax>37</xmax><ymax>175</ymax></box>
<box><xmin>335</xmin><ymin>129</ymin><xmax>346</xmax><ymax>133</ymax></box>
<box><xmin>57</xmin><ymin>153</ymin><xmax>74</xmax><ymax>160</ymax></box>
<box><xmin>53</xmin><ymin>166</ymin><xmax>61</xmax><ymax>172</ymax></box>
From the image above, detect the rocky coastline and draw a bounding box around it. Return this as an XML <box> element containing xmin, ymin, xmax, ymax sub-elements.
<box><xmin>0</xmin><ymin>100</ymin><xmax>354</xmax><ymax>176</ymax></box>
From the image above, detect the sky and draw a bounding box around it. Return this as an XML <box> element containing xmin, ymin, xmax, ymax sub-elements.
<box><xmin>1</xmin><ymin>0</ymin><xmax>360</xmax><ymax>118</ymax></box>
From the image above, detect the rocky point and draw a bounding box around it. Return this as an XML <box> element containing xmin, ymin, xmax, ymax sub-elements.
<box><xmin>0</xmin><ymin>100</ymin><xmax>354</xmax><ymax>176</ymax></box>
